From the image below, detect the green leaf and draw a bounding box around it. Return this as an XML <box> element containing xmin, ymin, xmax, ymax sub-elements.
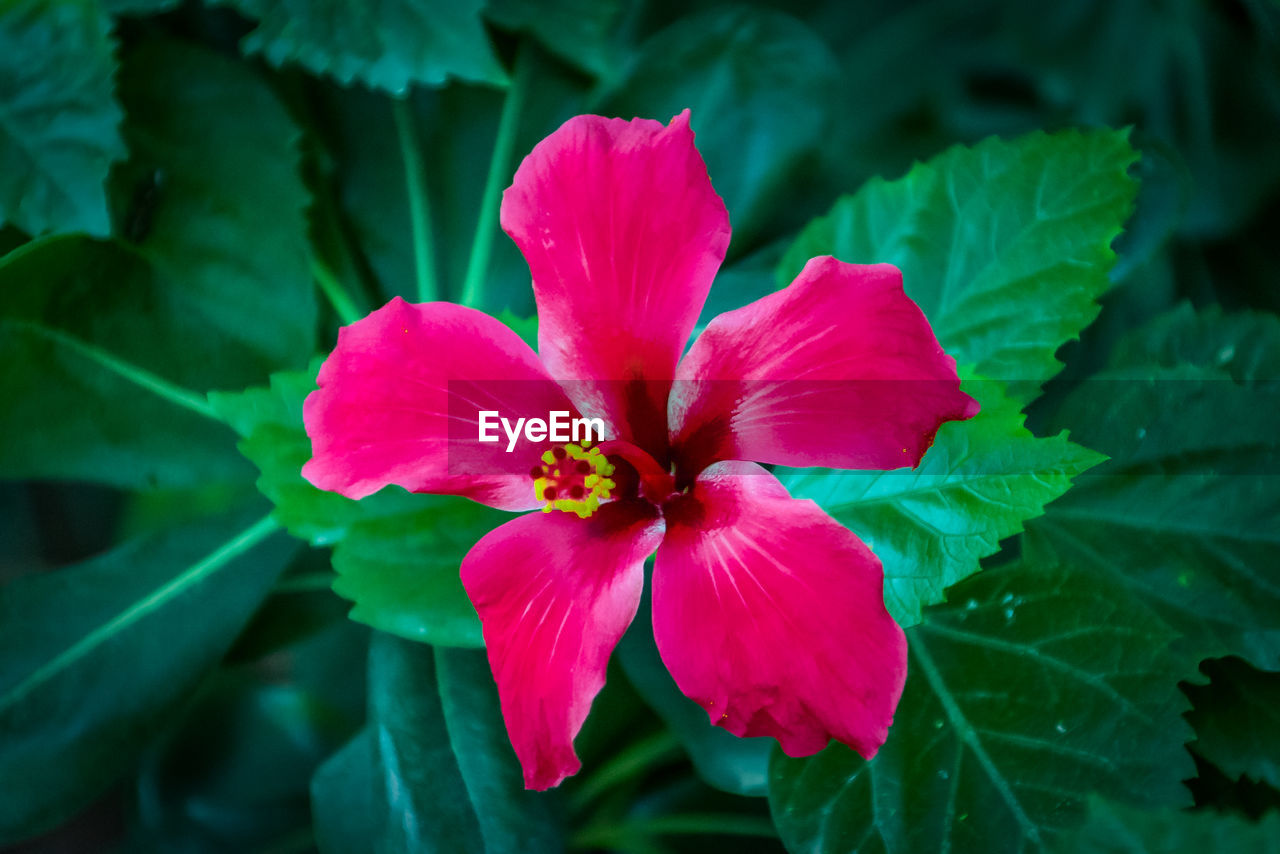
<box><xmin>779</xmin><ymin>376</ymin><xmax>1105</xmax><ymax>628</ymax></box>
<box><xmin>1024</xmin><ymin>307</ymin><xmax>1280</xmax><ymax>668</ymax></box>
<box><xmin>769</xmin><ymin>557</ymin><xmax>1196</xmax><ymax>854</ymax></box>
<box><xmin>484</xmin><ymin>0</ymin><xmax>623</xmax><ymax>78</ymax></box>
<box><xmin>101</xmin><ymin>0</ymin><xmax>181</xmax><ymax>12</ymax></box>
<box><xmin>0</xmin><ymin>511</ymin><xmax>294</xmax><ymax>843</ymax></box>
<box><xmin>780</xmin><ymin>129</ymin><xmax>1139</xmax><ymax>406</ymax></box>
<box><xmin>0</xmin><ymin>0</ymin><xmax>125</xmax><ymax>236</ymax></box>
<box><xmin>111</xmin><ymin>38</ymin><xmax>316</xmax><ymax>384</ymax></box>
<box><xmin>209</xmin><ymin>363</ymin><xmax>389</xmax><ymax>546</ymax></box>
<box><xmin>210</xmin><ymin>366</ymin><xmax>507</xmax><ymax>647</ymax></box>
<box><xmin>598</xmin><ymin>6</ymin><xmax>840</xmax><ymax>251</ymax></box>
<box><xmin>1185</xmin><ymin>657</ymin><xmax>1280</xmax><ymax>790</ymax></box>
<box><xmin>217</xmin><ymin>0</ymin><xmax>506</xmax><ymax>93</ymax></box>
<box><xmin>1051</xmin><ymin>796</ymin><xmax>1280</xmax><ymax>854</ymax></box>
<box><xmin>311</xmin><ymin>635</ymin><xmax>561</xmax><ymax>854</ymax></box>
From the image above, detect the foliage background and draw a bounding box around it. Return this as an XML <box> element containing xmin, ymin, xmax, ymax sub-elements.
<box><xmin>2</xmin><ymin>0</ymin><xmax>1279</xmax><ymax>852</ymax></box>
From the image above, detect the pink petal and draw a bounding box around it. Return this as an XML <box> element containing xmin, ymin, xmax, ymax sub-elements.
<box><xmin>669</xmin><ymin>256</ymin><xmax>978</xmax><ymax>475</ymax></box>
<box><xmin>302</xmin><ymin>297</ymin><xmax>576</xmax><ymax>511</ymax></box>
<box><xmin>501</xmin><ymin>110</ymin><xmax>731</xmax><ymax>459</ymax></box>
<box><xmin>461</xmin><ymin>502</ymin><xmax>665</xmax><ymax>789</ymax></box>
<box><xmin>653</xmin><ymin>461</ymin><xmax>906</xmax><ymax>758</ymax></box>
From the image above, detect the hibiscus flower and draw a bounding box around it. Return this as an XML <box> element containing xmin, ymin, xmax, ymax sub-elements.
<box><xmin>302</xmin><ymin>110</ymin><xmax>977</xmax><ymax>790</ymax></box>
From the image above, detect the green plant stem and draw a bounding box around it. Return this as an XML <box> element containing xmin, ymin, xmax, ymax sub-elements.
<box><xmin>459</xmin><ymin>42</ymin><xmax>533</xmax><ymax>309</ymax></box>
<box><xmin>0</xmin><ymin>515</ymin><xmax>282</xmax><ymax>714</ymax></box>
<box><xmin>571</xmin><ymin>814</ymin><xmax>779</xmax><ymax>850</ymax></box>
<box><xmin>5</xmin><ymin>319</ymin><xmax>219</xmax><ymax>421</ymax></box>
<box><xmin>311</xmin><ymin>257</ymin><xmax>363</xmax><ymax>325</ymax></box>
<box><xmin>571</xmin><ymin>729</ymin><xmax>683</xmax><ymax>812</ymax></box>
<box><xmin>393</xmin><ymin>97</ymin><xmax>439</xmax><ymax>303</ymax></box>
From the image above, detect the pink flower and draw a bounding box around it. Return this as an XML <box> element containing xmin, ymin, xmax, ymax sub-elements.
<box><xmin>302</xmin><ymin>110</ymin><xmax>977</xmax><ymax>790</ymax></box>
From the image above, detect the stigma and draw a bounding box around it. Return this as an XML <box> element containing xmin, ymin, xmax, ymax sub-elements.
<box><xmin>531</xmin><ymin>443</ymin><xmax>616</xmax><ymax>519</ymax></box>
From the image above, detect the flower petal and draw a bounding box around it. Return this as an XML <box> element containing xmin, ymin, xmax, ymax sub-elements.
<box><xmin>669</xmin><ymin>256</ymin><xmax>978</xmax><ymax>475</ymax></box>
<box><xmin>302</xmin><ymin>297</ymin><xmax>575</xmax><ymax>510</ymax></box>
<box><xmin>501</xmin><ymin>110</ymin><xmax>731</xmax><ymax>458</ymax></box>
<box><xmin>461</xmin><ymin>501</ymin><xmax>665</xmax><ymax>789</ymax></box>
<box><xmin>653</xmin><ymin>461</ymin><xmax>906</xmax><ymax>758</ymax></box>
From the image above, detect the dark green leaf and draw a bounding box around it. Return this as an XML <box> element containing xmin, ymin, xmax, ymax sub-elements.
<box><xmin>1025</xmin><ymin>308</ymin><xmax>1280</xmax><ymax>668</ymax></box>
<box><xmin>0</xmin><ymin>0</ymin><xmax>125</xmax><ymax>236</ymax></box>
<box><xmin>111</xmin><ymin>38</ymin><xmax>316</xmax><ymax>385</ymax></box>
<box><xmin>1051</xmin><ymin>796</ymin><xmax>1280</xmax><ymax>854</ymax></box>
<box><xmin>311</xmin><ymin>635</ymin><xmax>561</xmax><ymax>854</ymax></box>
<box><xmin>484</xmin><ymin>0</ymin><xmax>623</xmax><ymax>77</ymax></box>
<box><xmin>780</xmin><ymin>129</ymin><xmax>1139</xmax><ymax>406</ymax></box>
<box><xmin>100</xmin><ymin>0</ymin><xmax>181</xmax><ymax>12</ymax></box>
<box><xmin>0</xmin><ymin>510</ymin><xmax>294</xmax><ymax>843</ymax></box>
<box><xmin>0</xmin><ymin>237</ymin><xmax>253</xmax><ymax>488</ymax></box>
<box><xmin>217</xmin><ymin>0</ymin><xmax>506</xmax><ymax>93</ymax></box>
<box><xmin>1185</xmin><ymin>657</ymin><xmax>1280</xmax><ymax>790</ymax></box>
<box><xmin>780</xmin><ymin>376</ymin><xmax>1105</xmax><ymax>628</ymax></box>
<box><xmin>598</xmin><ymin>6</ymin><xmax>840</xmax><ymax>252</ymax></box>
<box><xmin>770</xmin><ymin>557</ymin><xmax>1195</xmax><ymax>854</ymax></box>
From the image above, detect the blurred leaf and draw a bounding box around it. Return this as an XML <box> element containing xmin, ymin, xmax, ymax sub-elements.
<box><xmin>780</xmin><ymin>129</ymin><xmax>1139</xmax><ymax>406</ymax></box>
<box><xmin>485</xmin><ymin>0</ymin><xmax>623</xmax><ymax>77</ymax></box>
<box><xmin>129</xmin><ymin>674</ymin><xmax>348</xmax><ymax>852</ymax></box>
<box><xmin>780</xmin><ymin>376</ymin><xmax>1104</xmax><ymax>628</ymax></box>
<box><xmin>111</xmin><ymin>38</ymin><xmax>316</xmax><ymax>385</ymax></box>
<box><xmin>769</xmin><ymin>557</ymin><xmax>1195</xmax><ymax>854</ymax></box>
<box><xmin>598</xmin><ymin>5</ymin><xmax>840</xmax><ymax>252</ymax></box>
<box><xmin>311</xmin><ymin>636</ymin><xmax>562</xmax><ymax>854</ymax></box>
<box><xmin>0</xmin><ymin>0</ymin><xmax>125</xmax><ymax>236</ymax></box>
<box><xmin>0</xmin><ymin>510</ymin><xmax>294</xmax><ymax>843</ymax></box>
<box><xmin>1185</xmin><ymin>657</ymin><xmax>1280</xmax><ymax>791</ymax></box>
<box><xmin>1025</xmin><ymin>307</ymin><xmax>1280</xmax><ymax>668</ymax></box>
<box><xmin>1051</xmin><ymin>795</ymin><xmax>1280</xmax><ymax>854</ymax></box>
<box><xmin>210</xmin><ymin>365</ymin><xmax>507</xmax><ymax>647</ymax></box>
<box><xmin>216</xmin><ymin>0</ymin><xmax>506</xmax><ymax>93</ymax></box>
<box><xmin>617</xmin><ymin>586</ymin><xmax>774</xmax><ymax>797</ymax></box>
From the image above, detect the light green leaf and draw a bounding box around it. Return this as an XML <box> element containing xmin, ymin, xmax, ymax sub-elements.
<box><xmin>598</xmin><ymin>6</ymin><xmax>840</xmax><ymax>251</ymax></box>
<box><xmin>779</xmin><ymin>376</ymin><xmax>1105</xmax><ymax>628</ymax></box>
<box><xmin>780</xmin><ymin>129</ymin><xmax>1139</xmax><ymax>405</ymax></box>
<box><xmin>769</xmin><ymin>558</ymin><xmax>1196</xmax><ymax>854</ymax></box>
<box><xmin>217</xmin><ymin>0</ymin><xmax>506</xmax><ymax>93</ymax></box>
<box><xmin>0</xmin><ymin>0</ymin><xmax>125</xmax><ymax>236</ymax></box>
<box><xmin>210</xmin><ymin>366</ymin><xmax>506</xmax><ymax>647</ymax></box>
<box><xmin>1025</xmin><ymin>308</ymin><xmax>1280</xmax><ymax>668</ymax></box>
<box><xmin>311</xmin><ymin>636</ymin><xmax>561</xmax><ymax>854</ymax></box>
<box><xmin>1051</xmin><ymin>796</ymin><xmax>1280</xmax><ymax>854</ymax></box>
<box><xmin>0</xmin><ymin>511</ymin><xmax>294</xmax><ymax>843</ymax></box>
<box><xmin>1185</xmin><ymin>657</ymin><xmax>1280</xmax><ymax>791</ymax></box>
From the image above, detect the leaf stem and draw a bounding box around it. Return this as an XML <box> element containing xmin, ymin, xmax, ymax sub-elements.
<box><xmin>0</xmin><ymin>515</ymin><xmax>281</xmax><ymax>715</ymax></box>
<box><xmin>6</xmin><ymin>319</ymin><xmax>219</xmax><ymax>421</ymax></box>
<box><xmin>571</xmin><ymin>728</ymin><xmax>683</xmax><ymax>812</ymax></box>
<box><xmin>393</xmin><ymin>97</ymin><xmax>439</xmax><ymax>303</ymax></box>
<box><xmin>459</xmin><ymin>42</ymin><xmax>533</xmax><ymax>309</ymax></box>
<box><xmin>311</xmin><ymin>257</ymin><xmax>363</xmax><ymax>325</ymax></box>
